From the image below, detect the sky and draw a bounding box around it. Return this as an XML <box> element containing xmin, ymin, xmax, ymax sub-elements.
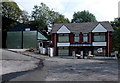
<box><xmin>13</xmin><ymin>0</ymin><xmax>119</xmax><ymax>22</ymax></box>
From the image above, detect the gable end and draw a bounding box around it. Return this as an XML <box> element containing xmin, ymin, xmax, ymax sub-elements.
<box><xmin>92</xmin><ymin>23</ymin><xmax>107</xmax><ymax>32</ymax></box>
<box><xmin>57</xmin><ymin>25</ymin><xmax>70</xmax><ymax>33</ymax></box>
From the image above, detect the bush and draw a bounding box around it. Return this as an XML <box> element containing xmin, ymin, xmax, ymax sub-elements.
<box><xmin>117</xmin><ymin>54</ymin><xmax>120</xmax><ymax>59</ymax></box>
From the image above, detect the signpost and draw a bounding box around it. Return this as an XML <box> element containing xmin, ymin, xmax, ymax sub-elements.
<box><xmin>97</xmin><ymin>48</ymin><xmax>103</xmax><ymax>53</ymax></box>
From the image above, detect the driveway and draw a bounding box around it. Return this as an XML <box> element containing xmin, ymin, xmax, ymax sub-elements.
<box><xmin>10</xmin><ymin>54</ymin><xmax>118</xmax><ymax>81</ymax></box>
<box><xmin>1</xmin><ymin>49</ymin><xmax>40</xmax><ymax>77</ymax></box>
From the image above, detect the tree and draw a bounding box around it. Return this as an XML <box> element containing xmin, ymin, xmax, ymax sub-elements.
<box><xmin>2</xmin><ymin>1</ymin><xmax>23</xmax><ymax>31</ymax></box>
<box><xmin>31</xmin><ymin>3</ymin><xmax>51</xmax><ymax>30</ymax></box>
<box><xmin>2</xmin><ymin>1</ymin><xmax>22</xmax><ymax>21</ymax></box>
<box><xmin>20</xmin><ymin>10</ymin><xmax>30</xmax><ymax>23</ymax></box>
<box><xmin>54</xmin><ymin>14</ymin><xmax>70</xmax><ymax>23</ymax></box>
<box><xmin>2</xmin><ymin>1</ymin><xmax>30</xmax><ymax>48</ymax></box>
<box><xmin>2</xmin><ymin>1</ymin><xmax>29</xmax><ymax>23</ymax></box>
<box><xmin>111</xmin><ymin>18</ymin><xmax>120</xmax><ymax>53</ymax></box>
<box><xmin>2</xmin><ymin>1</ymin><xmax>31</xmax><ymax>31</ymax></box>
<box><xmin>31</xmin><ymin>3</ymin><xmax>70</xmax><ymax>30</ymax></box>
<box><xmin>71</xmin><ymin>10</ymin><xmax>97</xmax><ymax>23</ymax></box>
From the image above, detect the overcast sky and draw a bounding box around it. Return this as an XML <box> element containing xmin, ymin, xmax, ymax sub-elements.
<box><xmin>13</xmin><ymin>0</ymin><xmax>119</xmax><ymax>21</ymax></box>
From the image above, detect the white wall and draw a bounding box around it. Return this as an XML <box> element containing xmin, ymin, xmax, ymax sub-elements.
<box><xmin>57</xmin><ymin>43</ymin><xmax>70</xmax><ymax>46</ymax></box>
<box><xmin>92</xmin><ymin>42</ymin><xmax>106</xmax><ymax>46</ymax></box>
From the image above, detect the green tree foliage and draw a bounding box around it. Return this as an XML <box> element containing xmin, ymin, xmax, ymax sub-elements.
<box><xmin>2</xmin><ymin>1</ymin><xmax>20</xmax><ymax>31</ymax></box>
<box><xmin>54</xmin><ymin>14</ymin><xmax>70</xmax><ymax>23</ymax></box>
<box><xmin>2</xmin><ymin>1</ymin><xmax>22</xmax><ymax>21</ymax></box>
<box><xmin>31</xmin><ymin>3</ymin><xmax>69</xmax><ymax>30</ymax></box>
<box><xmin>31</xmin><ymin>4</ymin><xmax>48</xmax><ymax>30</ymax></box>
<box><xmin>71</xmin><ymin>10</ymin><xmax>97</xmax><ymax>23</ymax></box>
<box><xmin>111</xmin><ymin>18</ymin><xmax>120</xmax><ymax>53</ymax></box>
<box><xmin>2</xmin><ymin>1</ymin><xmax>29</xmax><ymax>24</ymax></box>
<box><xmin>20</xmin><ymin>10</ymin><xmax>30</xmax><ymax>23</ymax></box>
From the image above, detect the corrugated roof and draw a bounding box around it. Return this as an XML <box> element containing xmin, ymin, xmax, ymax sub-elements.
<box><xmin>51</xmin><ymin>21</ymin><xmax>114</xmax><ymax>33</ymax></box>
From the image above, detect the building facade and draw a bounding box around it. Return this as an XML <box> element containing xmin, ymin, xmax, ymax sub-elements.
<box><xmin>6</xmin><ymin>24</ymin><xmax>48</xmax><ymax>49</ymax></box>
<box><xmin>51</xmin><ymin>22</ymin><xmax>114</xmax><ymax>57</ymax></box>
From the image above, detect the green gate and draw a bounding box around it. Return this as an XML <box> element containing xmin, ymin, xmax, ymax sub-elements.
<box><xmin>7</xmin><ymin>31</ymin><xmax>22</xmax><ymax>49</ymax></box>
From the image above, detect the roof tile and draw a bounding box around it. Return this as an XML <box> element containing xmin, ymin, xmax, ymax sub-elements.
<box><xmin>51</xmin><ymin>21</ymin><xmax>114</xmax><ymax>33</ymax></box>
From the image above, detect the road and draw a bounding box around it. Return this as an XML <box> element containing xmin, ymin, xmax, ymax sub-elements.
<box><xmin>10</xmin><ymin>55</ymin><xmax>118</xmax><ymax>81</ymax></box>
<box><xmin>2</xmin><ymin>49</ymin><xmax>38</xmax><ymax>60</ymax></box>
<box><xmin>1</xmin><ymin>49</ymin><xmax>41</xmax><ymax>82</ymax></box>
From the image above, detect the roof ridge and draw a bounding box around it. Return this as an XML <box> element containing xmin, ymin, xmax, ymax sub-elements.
<box><xmin>54</xmin><ymin>21</ymin><xmax>110</xmax><ymax>25</ymax></box>
<box><xmin>52</xmin><ymin>22</ymin><xmax>113</xmax><ymax>33</ymax></box>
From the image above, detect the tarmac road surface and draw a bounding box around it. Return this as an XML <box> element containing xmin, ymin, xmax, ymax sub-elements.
<box><xmin>10</xmin><ymin>56</ymin><xmax>118</xmax><ymax>81</ymax></box>
<box><xmin>1</xmin><ymin>49</ymin><xmax>41</xmax><ymax>82</ymax></box>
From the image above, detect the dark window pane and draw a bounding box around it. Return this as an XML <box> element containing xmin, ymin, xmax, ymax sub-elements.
<box><xmin>58</xmin><ymin>34</ymin><xmax>69</xmax><ymax>42</ymax></box>
<box><xmin>58</xmin><ymin>47</ymin><xmax>69</xmax><ymax>56</ymax></box>
<box><xmin>94</xmin><ymin>33</ymin><xmax>105</xmax><ymax>42</ymax></box>
<box><xmin>83</xmin><ymin>33</ymin><xmax>88</xmax><ymax>42</ymax></box>
<box><xmin>74</xmin><ymin>34</ymin><xmax>79</xmax><ymax>42</ymax></box>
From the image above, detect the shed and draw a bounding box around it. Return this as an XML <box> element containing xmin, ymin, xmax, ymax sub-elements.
<box><xmin>6</xmin><ymin>24</ymin><xmax>48</xmax><ymax>49</ymax></box>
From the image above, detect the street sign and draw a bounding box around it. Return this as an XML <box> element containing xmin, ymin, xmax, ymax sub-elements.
<box><xmin>97</xmin><ymin>48</ymin><xmax>103</xmax><ymax>53</ymax></box>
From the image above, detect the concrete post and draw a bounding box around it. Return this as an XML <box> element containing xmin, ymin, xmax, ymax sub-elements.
<box><xmin>72</xmin><ymin>51</ymin><xmax>75</xmax><ymax>57</ymax></box>
<box><xmin>50</xmin><ymin>48</ymin><xmax>53</xmax><ymax>57</ymax></box>
<box><xmin>81</xmin><ymin>51</ymin><xmax>83</xmax><ymax>55</ymax></box>
<box><xmin>89</xmin><ymin>51</ymin><xmax>91</xmax><ymax>55</ymax></box>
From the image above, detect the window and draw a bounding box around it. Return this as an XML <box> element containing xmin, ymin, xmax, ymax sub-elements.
<box><xmin>83</xmin><ymin>33</ymin><xmax>88</xmax><ymax>42</ymax></box>
<box><xmin>40</xmin><ymin>43</ymin><xmax>42</xmax><ymax>47</ymax></box>
<box><xmin>25</xmin><ymin>28</ymin><xmax>30</xmax><ymax>31</ymax></box>
<box><xmin>94</xmin><ymin>33</ymin><xmax>105</xmax><ymax>42</ymax></box>
<box><xmin>74</xmin><ymin>34</ymin><xmax>79</xmax><ymax>42</ymax></box>
<box><xmin>58</xmin><ymin>47</ymin><xmax>69</xmax><ymax>56</ymax></box>
<box><xmin>58</xmin><ymin>34</ymin><xmax>69</xmax><ymax>42</ymax></box>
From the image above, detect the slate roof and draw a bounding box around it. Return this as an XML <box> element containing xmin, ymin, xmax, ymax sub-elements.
<box><xmin>51</xmin><ymin>21</ymin><xmax>114</xmax><ymax>33</ymax></box>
